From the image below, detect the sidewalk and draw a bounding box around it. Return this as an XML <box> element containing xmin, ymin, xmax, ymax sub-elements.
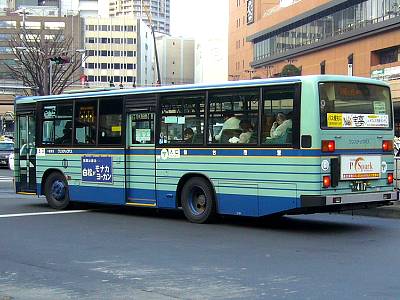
<box><xmin>346</xmin><ymin>201</ymin><xmax>400</xmax><ymax>219</ymax></box>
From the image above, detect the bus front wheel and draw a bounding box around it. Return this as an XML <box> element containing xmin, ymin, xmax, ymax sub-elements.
<box><xmin>181</xmin><ymin>177</ymin><xmax>215</xmax><ymax>224</ymax></box>
<box><xmin>44</xmin><ymin>172</ymin><xmax>70</xmax><ymax>210</ymax></box>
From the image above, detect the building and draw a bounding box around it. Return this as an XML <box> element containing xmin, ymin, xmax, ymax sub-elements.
<box><xmin>195</xmin><ymin>37</ymin><xmax>228</xmax><ymax>84</ymax></box>
<box><xmin>84</xmin><ymin>17</ymin><xmax>154</xmax><ymax>88</ymax></box>
<box><xmin>156</xmin><ymin>36</ymin><xmax>195</xmax><ymax>85</ymax></box>
<box><xmin>60</xmin><ymin>0</ymin><xmax>109</xmax><ymax>18</ymax></box>
<box><xmin>0</xmin><ymin>14</ymin><xmax>83</xmax><ymax>113</ymax></box>
<box><xmin>109</xmin><ymin>0</ymin><xmax>170</xmax><ymax>35</ymax></box>
<box><xmin>229</xmin><ymin>0</ymin><xmax>400</xmax><ymax>97</ymax></box>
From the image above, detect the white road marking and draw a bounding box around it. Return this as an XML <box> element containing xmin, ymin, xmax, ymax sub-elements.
<box><xmin>0</xmin><ymin>210</ymin><xmax>89</xmax><ymax>218</ymax></box>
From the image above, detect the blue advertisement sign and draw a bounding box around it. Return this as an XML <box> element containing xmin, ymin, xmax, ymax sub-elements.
<box><xmin>81</xmin><ymin>156</ymin><xmax>113</xmax><ymax>183</ymax></box>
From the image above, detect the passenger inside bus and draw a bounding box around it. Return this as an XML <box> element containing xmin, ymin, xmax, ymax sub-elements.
<box><xmin>183</xmin><ymin>127</ymin><xmax>194</xmax><ymax>143</ymax></box>
<box><xmin>214</xmin><ymin>111</ymin><xmax>241</xmax><ymax>142</ymax></box>
<box><xmin>265</xmin><ymin>112</ymin><xmax>292</xmax><ymax>144</ymax></box>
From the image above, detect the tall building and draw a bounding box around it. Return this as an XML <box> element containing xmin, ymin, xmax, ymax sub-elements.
<box><xmin>109</xmin><ymin>0</ymin><xmax>170</xmax><ymax>34</ymax></box>
<box><xmin>84</xmin><ymin>17</ymin><xmax>154</xmax><ymax>87</ymax></box>
<box><xmin>230</xmin><ymin>0</ymin><xmax>400</xmax><ymax>81</ymax></box>
<box><xmin>195</xmin><ymin>37</ymin><xmax>228</xmax><ymax>84</ymax></box>
<box><xmin>156</xmin><ymin>36</ymin><xmax>195</xmax><ymax>85</ymax></box>
<box><xmin>60</xmin><ymin>0</ymin><xmax>109</xmax><ymax>18</ymax></box>
<box><xmin>229</xmin><ymin>0</ymin><xmax>400</xmax><ymax>130</ymax></box>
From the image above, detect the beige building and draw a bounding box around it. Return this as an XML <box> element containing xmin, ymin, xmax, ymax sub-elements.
<box><xmin>156</xmin><ymin>36</ymin><xmax>195</xmax><ymax>85</ymax></box>
<box><xmin>0</xmin><ymin>14</ymin><xmax>83</xmax><ymax>114</ymax></box>
<box><xmin>109</xmin><ymin>0</ymin><xmax>170</xmax><ymax>34</ymax></box>
<box><xmin>84</xmin><ymin>17</ymin><xmax>154</xmax><ymax>87</ymax></box>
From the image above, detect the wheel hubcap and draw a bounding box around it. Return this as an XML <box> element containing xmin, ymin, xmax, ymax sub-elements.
<box><xmin>51</xmin><ymin>180</ymin><xmax>65</xmax><ymax>201</ymax></box>
<box><xmin>189</xmin><ymin>187</ymin><xmax>207</xmax><ymax>215</ymax></box>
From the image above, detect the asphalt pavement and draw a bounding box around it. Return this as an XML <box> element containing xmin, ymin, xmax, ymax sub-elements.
<box><xmin>1</xmin><ymin>168</ymin><xmax>400</xmax><ymax>299</ymax></box>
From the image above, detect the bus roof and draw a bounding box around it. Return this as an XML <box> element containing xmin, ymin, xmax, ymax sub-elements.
<box><xmin>15</xmin><ymin>75</ymin><xmax>389</xmax><ymax>104</ymax></box>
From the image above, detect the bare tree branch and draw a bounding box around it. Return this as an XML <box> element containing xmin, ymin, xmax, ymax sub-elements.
<box><xmin>5</xmin><ymin>28</ymin><xmax>84</xmax><ymax>96</ymax></box>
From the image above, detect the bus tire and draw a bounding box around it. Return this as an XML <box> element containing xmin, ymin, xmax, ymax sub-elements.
<box><xmin>181</xmin><ymin>177</ymin><xmax>215</xmax><ymax>224</ymax></box>
<box><xmin>44</xmin><ymin>172</ymin><xmax>70</xmax><ymax>210</ymax></box>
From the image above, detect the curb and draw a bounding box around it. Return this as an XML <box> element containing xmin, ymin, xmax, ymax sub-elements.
<box><xmin>344</xmin><ymin>202</ymin><xmax>400</xmax><ymax>219</ymax></box>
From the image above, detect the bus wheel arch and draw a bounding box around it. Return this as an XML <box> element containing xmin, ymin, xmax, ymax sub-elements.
<box><xmin>176</xmin><ymin>173</ymin><xmax>217</xmax><ymax>223</ymax></box>
<box><xmin>42</xmin><ymin>170</ymin><xmax>71</xmax><ymax>210</ymax></box>
<box><xmin>41</xmin><ymin>169</ymin><xmax>66</xmax><ymax>195</ymax></box>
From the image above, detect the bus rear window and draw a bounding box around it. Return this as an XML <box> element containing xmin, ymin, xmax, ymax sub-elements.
<box><xmin>319</xmin><ymin>82</ymin><xmax>392</xmax><ymax>129</ymax></box>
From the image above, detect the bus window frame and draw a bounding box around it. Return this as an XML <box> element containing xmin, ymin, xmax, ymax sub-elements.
<box><xmin>38</xmin><ymin>96</ymin><xmax>126</xmax><ymax>149</ymax></box>
<box><xmin>318</xmin><ymin>81</ymin><xmax>393</xmax><ymax>131</ymax></box>
<box><xmin>157</xmin><ymin>91</ymin><xmax>207</xmax><ymax>147</ymax></box>
<box><xmin>38</xmin><ymin>100</ymin><xmax>74</xmax><ymax>148</ymax></box>
<box><xmin>155</xmin><ymin>83</ymin><xmax>301</xmax><ymax>149</ymax></box>
<box><xmin>207</xmin><ymin>87</ymin><xmax>261</xmax><ymax>147</ymax></box>
<box><xmin>97</xmin><ymin>96</ymin><xmax>124</xmax><ymax>147</ymax></box>
<box><xmin>261</xmin><ymin>83</ymin><xmax>301</xmax><ymax>149</ymax></box>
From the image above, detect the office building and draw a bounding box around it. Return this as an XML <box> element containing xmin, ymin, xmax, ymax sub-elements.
<box><xmin>109</xmin><ymin>0</ymin><xmax>170</xmax><ymax>34</ymax></box>
<box><xmin>229</xmin><ymin>0</ymin><xmax>400</xmax><ymax>88</ymax></box>
<box><xmin>156</xmin><ymin>36</ymin><xmax>195</xmax><ymax>85</ymax></box>
<box><xmin>84</xmin><ymin>17</ymin><xmax>154</xmax><ymax>87</ymax></box>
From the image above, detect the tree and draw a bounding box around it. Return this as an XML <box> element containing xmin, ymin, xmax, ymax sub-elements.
<box><xmin>281</xmin><ymin>64</ymin><xmax>301</xmax><ymax>77</ymax></box>
<box><xmin>5</xmin><ymin>29</ymin><xmax>85</xmax><ymax>96</ymax></box>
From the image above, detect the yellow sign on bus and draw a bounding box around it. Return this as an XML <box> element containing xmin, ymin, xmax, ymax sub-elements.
<box><xmin>327</xmin><ymin>113</ymin><xmax>343</xmax><ymax>127</ymax></box>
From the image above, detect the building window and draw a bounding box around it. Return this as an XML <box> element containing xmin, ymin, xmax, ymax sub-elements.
<box><xmin>376</xmin><ymin>47</ymin><xmax>399</xmax><ymax>65</ymax></box>
<box><xmin>101</xmin><ymin>25</ymin><xmax>108</xmax><ymax>31</ymax></box>
<box><xmin>126</xmin><ymin>51</ymin><xmax>134</xmax><ymax>57</ymax></box>
<box><xmin>252</xmin><ymin>0</ymin><xmax>400</xmax><ymax>62</ymax></box>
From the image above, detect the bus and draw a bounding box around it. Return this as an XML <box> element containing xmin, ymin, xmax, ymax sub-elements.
<box><xmin>14</xmin><ymin>75</ymin><xmax>398</xmax><ymax>223</ymax></box>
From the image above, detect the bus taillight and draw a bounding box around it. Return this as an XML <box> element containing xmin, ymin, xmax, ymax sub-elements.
<box><xmin>382</xmin><ymin>140</ymin><xmax>393</xmax><ymax>152</ymax></box>
<box><xmin>387</xmin><ymin>173</ymin><xmax>393</xmax><ymax>184</ymax></box>
<box><xmin>322</xmin><ymin>140</ymin><xmax>335</xmax><ymax>152</ymax></box>
<box><xmin>323</xmin><ymin>176</ymin><xmax>331</xmax><ymax>188</ymax></box>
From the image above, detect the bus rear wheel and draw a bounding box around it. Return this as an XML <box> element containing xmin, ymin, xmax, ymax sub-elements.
<box><xmin>44</xmin><ymin>172</ymin><xmax>70</xmax><ymax>210</ymax></box>
<box><xmin>181</xmin><ymin>177</ymin><xmax>215</xmax><ymax>224</ymax></box>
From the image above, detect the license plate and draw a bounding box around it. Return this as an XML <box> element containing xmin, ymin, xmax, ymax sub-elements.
<box><xmin>351</xmin><ymin>181</ymin><xmax>367</xmax><ymax>192</ymax></box>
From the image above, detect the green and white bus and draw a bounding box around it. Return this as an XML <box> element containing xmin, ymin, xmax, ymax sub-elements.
<box><xmin>14</xmin><ymin>75</ymin><xmax>398</xmax><ymax>223</ymax></box>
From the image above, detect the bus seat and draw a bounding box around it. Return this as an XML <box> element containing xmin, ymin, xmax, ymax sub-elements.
<box><xmin>285</xmin><ymin>128</ymin><xmax>292</xmax><ymax>144</ymax></box>
<box><xmin>191</xmin><ymin>133</ymin><xmax>203</xmax><ymax>144</ymax></box>
<box><xmin>220</xmin><ymin>129</ymin><xmax>242</xmax><ymax>143</ymax></box>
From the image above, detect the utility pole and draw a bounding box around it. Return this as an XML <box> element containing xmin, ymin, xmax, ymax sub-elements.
<box><xmin>143</xmin><ymin>3</ymin><xmax>161</xmax><ymax>85</ymax></box>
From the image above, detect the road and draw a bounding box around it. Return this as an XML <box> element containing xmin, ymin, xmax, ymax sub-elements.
<box><xmin>0</xmin><ymin>168</ymin><xmax>400</xmax><ymax>299</ymax></box>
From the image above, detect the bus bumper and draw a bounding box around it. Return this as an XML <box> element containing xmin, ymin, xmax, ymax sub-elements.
<box><xmin>301</xmin><ymin>191</ymin><xmax>398</xmax><ymax>208</ymax></box>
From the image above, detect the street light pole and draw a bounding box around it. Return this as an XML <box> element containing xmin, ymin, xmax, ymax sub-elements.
<box><xmin>143</xmin><ymin>4</ymin><xmax>161</xmax><ymax>85</ymax></box>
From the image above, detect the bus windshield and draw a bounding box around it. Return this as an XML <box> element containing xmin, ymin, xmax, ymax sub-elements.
<box><xmin>319</xmin><ymin>82</ymin><xmax>392</xmax><ymax>129</ymax></box>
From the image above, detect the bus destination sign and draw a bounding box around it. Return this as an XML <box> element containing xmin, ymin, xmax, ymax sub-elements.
<box><xmin>81</xmin><ymin>156</ymin><xmax>113</xmax><ymax>183</ymax></box>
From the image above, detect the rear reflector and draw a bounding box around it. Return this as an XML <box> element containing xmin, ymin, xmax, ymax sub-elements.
<box><xmin>322</xmin><ymin>140</ymin><xmax>335</xmax><ymax>152</ymax></box>
<box><xmin>323</xmin><ymin>176</ymin><xmax>331</xmax><ymax>188</ymax></box>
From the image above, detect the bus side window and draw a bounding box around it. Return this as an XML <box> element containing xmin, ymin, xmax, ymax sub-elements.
<box><xmin>160</xmin><ymin>93</ymin><xmax>205</xmax><ymax>145</ymax></box>
<box><xmin>208</xmin><ymin>88</ymin><xmax>259</xmax><ymax>145</ymax></box>
<box><xmin>74</xmin><ymin>100</ymin><xmax>97</xmax><ymax>145</ymax></box>
<box><xmin>262</xmin><ymin>86</ymin><xmax>295</xmax><ymax>146</ymax></box>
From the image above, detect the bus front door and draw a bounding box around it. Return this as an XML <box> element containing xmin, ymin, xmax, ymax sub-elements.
<box><xmin>16</xmin><ymin>114</ymin><xmax>36</xmax><ymax>193</ymax></box>
<box><xmin>126</xmin><ymin>111</ymin><xmax>156</xmax><ymax>207</ymax></box>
